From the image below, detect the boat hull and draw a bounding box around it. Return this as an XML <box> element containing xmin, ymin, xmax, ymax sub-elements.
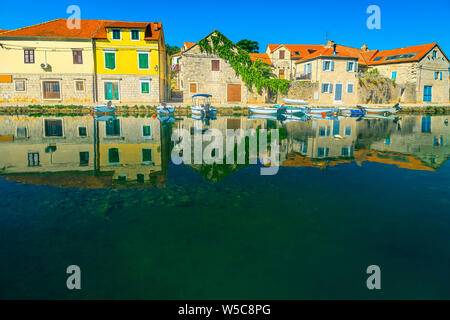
<box><xmin>157</xmin><ymin>106</ymin><xmax>175</xmax><ymax>114</ymax></box>
<box><xmin>94</xmin><ymin>105</ymin><xmax>115</xmax><ymax>113</ymax></box>
<box><xmin>248</xmin><ymin>106</ymin><xmax>279</xmax><ymax>114</ymax></box>
<box><xmin>308</xmin><ymin>108</ymin><xmax>338</xmax><ymax>114</ymax></box>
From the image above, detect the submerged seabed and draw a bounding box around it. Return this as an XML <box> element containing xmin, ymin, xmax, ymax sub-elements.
<box><xmin>0</xmin><ymin>114</ymin><xmax>449</xmax><ymax>299</ymax></box>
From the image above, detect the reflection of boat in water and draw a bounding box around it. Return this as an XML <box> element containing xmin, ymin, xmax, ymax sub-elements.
<box><xmin>340</xmin><ymin>106</ymin><xmax>366</xmax><ymax>117</ymax></box>
<box><xmin>275</xmin><ymin>105</ymin><xmax>310</xmax><ymax>115</ymax></box>
<box><xmin>157</xmin><ymin>105</ymin><xmax>175</xmax><ymax>114</ymax></box>
<box><xmin>191</xmin><ymin>94</ymin><xmax>217</xmax><ymax>115</ymax></box>
<box><xmin>157</xmin><ymin>115</ymin><xmax>175</xmax><ymax>123</ymax></box>
<box><xmin>282</xmin><ymin>114</ymin><xmax>311</xmax><ymax>123</ymax></box>
<box><xmin>248</xmin><ymin>105</ymin><xmax>280</xmax><ymax>114</ymax></box>
<box><xmin>94</xmin><ymin>114</ymin><xmax>116</xmax><ymax>122</ymax></box>
<box><xmin>94</xmin><ymin>101</ymin><xmax>115</xmax><ymax>113</ymax></box>
<box><xmin>248</xmin><ymin>114</ymin><xmax>282</xmax><ymax>121</ymax></box>
<box><xmin>309</xmin><ymin>113</ymin><xmax>339</xmax><ymax>120</ymax></box>
<box><xmin>308</xmin><ymin>107</ymin><xmax>339</xmax><ymax>115</ymax></box>
<box><xmin>363</xmin><ymin>114</ymin><xmax>400</xmax><ymax>120</ymax></box>
<box><xmin>191</xmin><ymin>114</ymin><xmax>217</xmax><ymax>121</ymax></box>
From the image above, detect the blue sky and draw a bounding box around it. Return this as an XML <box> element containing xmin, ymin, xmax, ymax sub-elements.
<box><xmin>1</xmin><ymin>0</ymin><xmax>449</xmax><ymax>54</ymax></box>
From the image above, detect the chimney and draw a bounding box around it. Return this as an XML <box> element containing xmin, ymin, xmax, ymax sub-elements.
<box><xmin>154</xmin><ymin>23</ymin><xmax>159</xmax><ymax>31</ymax></box>
<box><xmin>325</xmin><ymin>40</ymin><xmax>334</xmax><ymax>48</ymax></box>
<box><xmin>361</xmin><ymin>44</ymin><xmax>369</xmax><ymax>52</ymax></box>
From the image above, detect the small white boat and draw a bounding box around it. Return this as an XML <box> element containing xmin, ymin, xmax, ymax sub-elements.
<box><xmin>248</xmin><ymin>105</ymin><xmax>279</xmax><ymax>114</ymax></box>
<box><xmin>248</xmin><ymin>114</ymin><xmax>280</xmax><ymax>121</ymax></box>
<box><xmin>282</xmin><ymin>98</ymin><xmax>309</xmax><ymax>105</ymax></box>
<box><xmin>94</xmin><ymin>101</ymin><xmax>115</xmax><ymax>113</ymax></box>
<box><xmin>157</xmin><ymin>105</ymin><xmax>175</xmax><ymax>114</ymax></box>
<box><xmin>361</xmin><ymin>103</ymin><xmax>402</xmax><ymax>115</ymax></box>
<box><xmin>275</xmin><ymin>105</ymin><xmax>310</xmax><ymax>114</ymax></box>
<box><xmin>191</xmin><ymin>94</ymin><xmax>217</xmax><ymax>115</ymax></box>
<box><xmin>308</xmin><ymin>107</ymin><xmax>339</xmax><ymax>114</ymax></box>
<box><xmin>282</xmin><ymin>114</ymin><xmax>310</xmax><ymax>123</ymax></box>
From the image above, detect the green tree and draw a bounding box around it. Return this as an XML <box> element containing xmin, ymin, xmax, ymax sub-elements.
<box><xmin>236</xmin><ymin>39</ymin><xmax>259</xmax><ymax>53</ymax></box>
<box><xmin>166</xmin><ymin>44</ymin><xmax>180</xmax><ymax>56</ymax></box>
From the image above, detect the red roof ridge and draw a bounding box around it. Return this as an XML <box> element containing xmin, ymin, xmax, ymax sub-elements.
<box><xmin>0</xmin><ymin>18</ymin><xmax>62</xmax><ymax>36</ymax></box>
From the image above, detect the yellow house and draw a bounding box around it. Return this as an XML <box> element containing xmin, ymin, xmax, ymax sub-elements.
<box><xmin>0</xmin><ymin>19</ymin><xmax>168</xmax><ymax>105</ymax></box>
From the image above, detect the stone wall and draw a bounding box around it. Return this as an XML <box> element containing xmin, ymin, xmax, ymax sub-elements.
<box><xmin>278</xmin><ymin>81</ymin><xmax>318</xmax><ymax>102</ymax></box>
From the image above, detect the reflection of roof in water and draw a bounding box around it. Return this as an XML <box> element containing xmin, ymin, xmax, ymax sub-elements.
<box><xmin>281</xmin><ymin>150</ymin><xmax>436</xmax><ymax>171</ymax></box>
<box><xmin>1</xmin><ymin>171</ymin><xmax>167</xmax><ymax>189</ymax></box>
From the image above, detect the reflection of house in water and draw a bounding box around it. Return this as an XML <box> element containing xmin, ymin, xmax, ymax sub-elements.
<box><xmin>0</xmin><ymin>116</ymin><xmax>168</xmax><ymax>188</ymax></box>
<box><xmin>281</xmin><ymin>115</ymin><xmax>449</xmax><ymax>171</ymax></box>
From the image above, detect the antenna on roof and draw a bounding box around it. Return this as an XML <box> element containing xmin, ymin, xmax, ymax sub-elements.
<box><xmin>325</xmin><ymin>32</ymin><xmax>328</xmax><ymax>44</ymax></box>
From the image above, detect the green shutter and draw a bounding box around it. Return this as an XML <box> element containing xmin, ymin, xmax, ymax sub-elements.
<box><xmin>105</xmin><ymin>52</ymin><xmax>115</xmax><ymax>69</ymax></box>
<box><xmin>141</xmin><ymin>81</ymin><xmax>150</xmax><ymax>94</ymax></box>
<box><xmin>139</xmin><ymin>53</ymin><xmax>149</xmax><ymax>69</ymax></box>
<box><xmin>143</xmin><ymin>125</ymin><xmax>151</xmax><ymax>137</ymax></box>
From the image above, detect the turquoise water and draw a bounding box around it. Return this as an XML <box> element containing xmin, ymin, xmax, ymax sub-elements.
<box><xmin>0</xmin><ymin>114</ymin><xmax>449</xmax><ymax>299</ymax></box>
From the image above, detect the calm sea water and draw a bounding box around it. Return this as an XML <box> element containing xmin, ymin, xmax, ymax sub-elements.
<box><xmin>0</xmin><ymin>113</ymin><xmax>449</xmax><ymax>299</ymax></box>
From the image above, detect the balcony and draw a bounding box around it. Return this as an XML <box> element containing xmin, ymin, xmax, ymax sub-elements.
<box><xmin>295</xmin><ymin>72</ymin><xmax>312</xmax><ymax>81</ymax></box>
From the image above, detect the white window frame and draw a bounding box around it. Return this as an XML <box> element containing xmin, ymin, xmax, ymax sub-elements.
<box><xmin>42</xmin><ymin>118</ymin><xmax>65</xmax><ymax>137</ymax></box>
<box><xmin>77</xmin><ymin>125</ymin><xmax>89</xmax><ymax>137</ymax></box>
<box><xmin>347</xmin><ymin>82</ymin><xmax>354</xmax><ymax>94</ymax></box>
<box><xmin>16</xmin><ymin>126</ymin><xmax>28</xmax><ymax>138</ymax></box>
<box><xmin>142</xmin><ymin>124</ymin><xmax>152</xmax><ymax>138</ymax></box>
<box><xmin>14</xmin><ymin>79</ymin><xmax>26</xmax><ymax>92</ymax></box>
<box><xmin>74</xmin><ymin>80</ymin><xmax>85</xmax><ymax>92</ymax></box>
<box><xmin>137</xmin><ymin>50</ymin><xmax>150</xmax><ymax>70</ymax></box>
<box><xmin>323</xmin><ymin>60</ymin><xmax>332</xmax><ymax>71</ymax></box>
<box><xmin>130</xmin><ymin>29</ymin><xmax>140</xmax><ymax>41</ymax></box>
<box><xmin>140</xmin><ymin>79</ymin><xmax>151</xmax><ymax>95</ymax></box>
<box><xmin>347</xmin><ymin>61</ymin><xmax>356</xmax><ymax>72</ymax></box>
<box><xmin>111</xmin><ymin>29</ymin><xmax>122</xmax><ymax>40</ymax></box>
<box><xmin>103</xmin><ymin>50</ymin><xmax>117</xmax><ymax>70</ymax></box>
<box><xmin>322</xmin><ymin>82</ymin><xmax>333</xmax><ymax>93</ymax></box>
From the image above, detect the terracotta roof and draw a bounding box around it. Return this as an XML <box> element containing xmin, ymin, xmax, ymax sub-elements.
<box><xmin>183</xmin><ymin>42</ymin><xmax>195</xmax><ymax>49</ymax></box>
<box><xmin>0</xmin><ymin>19</ymin><xmax>162</xmax><ymax>40</ymax></box>
<box><xmin>297</xmin><ymin>44</ymin><xmax>378</xmax><ymax>65</ymax></box>
<box><xmin>268</xmin><ymin>44</ymin><xmax>323</xmax><ymax>59</ymax></box>
<box><xmin>249</xmin><ymin>53</ymin><xmax>272</xmax><ymax>65</ymax></box>
<box><xmin>367</xmin><ymin>43</ymin><xmax>438</xmax><ymax>65</ymax></box>
<box><xmin>0</xmin><ymin>29</ymin><xmax>9</xmax><ymax>34</ymax></box>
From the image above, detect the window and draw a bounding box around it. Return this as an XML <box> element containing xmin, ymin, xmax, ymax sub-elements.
<box><xmin>104</xmin><ymin>52</ymin><xmax>116</xmax><ymax>69</ymax></box>
<box><xmin>421</xmin><ymin>116</ymin><xmax>431</xmax><ymax>133</ymax></box>
<box><xmin>138</xmin><ymin>52</ymin><xmax>149</xmax><ymax>69</ymax></box>
<box><xmin>347</xmin><ymin>61</ymin><xmax>356</xmax><ymax>72</ymax></box>
<box><xmin>78</xmin><ymin>127</ymin><xmax>87</xmax><ymax>137</ymax></box>
<box><xmin>323</xmin><ymin>60</ymin><xmax>333</xmax><ymax>71</ymax></box>
<box><xmin>440</xmin><ymin>72</ymin><xmax>443</xmax><ymax>80</ymax></box>
<box><xmin>211</xmin><ymin>60</ymin><xmax>220</xmax><ymax>71</ymax></box>
<box><xmin>190</xmin><ymin>83</ymin><xmax>197</xmax><ymax>93</ymax></box>
<box><xmin>304</xmin><ymin>63</ymin><xmax>312</xmax><ymax>74</ymax></box>
<box><xmin>433</xmin><ymin>50</ymin><xmax>437</xmax><ymax>58</ymax></box>
<box><xmin>104</xmin><ymin>81</ymin><xmax>119</xmax><ymax>100</ymax></box>
<box><xmin>44</xmin><ymin>119</ymin><xmax>63</xmax><ymax>137</ymax></box>
<box><xmin>142</xmin><ymin>149</ymin><xmax>153</xmax><ymax>163</ymax></box>
<box><xmin>321</xmin><ymin>83</ymin><xmax>333</xmax><ymax>93</ymax></box>
<box><xmin>345</xmin><ymin>126</ymin><xmax>352</xmax><ymax>136</ymax></box>
<box><xmin>72</xmin><ymin>50</ymin><xmax>83</xmax><ymax>64</ymax></box>
<box><xmin>319</xmin><ymin>126</ymin><xmax>330</xmax><ymax>137</ymax></box>
<box><xmin>28</xmin><ymin>152</ymin><xmax>40</xmax><ymax>167</ymax></box>
<box><xmin>317</xmin><ymin>147</ymin><xmax>329</xmax><ymax>157</ymax></box>
<box><xmin>347</xmin><ymin>83</ymin><xmax>354</xmax><ymax>94</ymax></box>
<box><xmin>391</xmin><ymin>72</ymin><xmax>397</xmax><ymax>80</ymax></box>
<box><xmin>24</xmin><ymin>49</ymin><xmax>35</xmax><ymax>63</ymax></box>
<box><xmin>279</xmin><ymin>69</ymin><xmax>285</xmax><ymax>79</ymax></box>
<box><xmin>112</xmin><ymin>29</ymin><xmax>121</xmax><ymax>40</ymax></box>
<box><xmin>373</xmin><ymin>57</ymin><xmax>383</xmax><ymax>61</ymax></box>
<box><xmin>131</xmin><ymin>29</ymin><xmax>140</xmax><ymax>40</ymax></box>
<box><xmin>385</xmin><ymin>138</ymin><xmax>391</xmax><ymax>146</ymax></box>
<box><xmin>17</xmin><ymin>127</ymin><xmax>27</xmax><ymax>137</ymax></box>
<box><xmin>106</xmin><ymin>119</ymin><xmax>120</xmax><ymax>136</ymax></box>
<box><xmin>341</xmin><ymin>146</ymin><xmax>354</xmax><ymax>156</ymax></box>
<box><xmin>75</xmin><ymin>80</ymin><xmax>84</xmax><ymax>92</ymax></box>
<box><xmin>43</xmin><ymin>81</ymin><xmax>61</xmax><ymax>99</ymax></box>
<box><xmin>15</xmin><ymin>80</ymin><xmax>26</xmax><ymax>92</ymax></box>
<box><xmin>142</xmin><ymin>125</ymin><xmax>152</xmax><ymax>137</ymax></box>
<box><xmin>434</xmin><ymin>72</ymin><xmax>438</xmax><ymax>80</ymax></box>
<box><xmin>137</xmin><ymin>174</ymin><xmax>145</xmax><ymax>183</ymax></box>
<box><xmin>140</xmin><ymin>80</ymin><xmax>150</xmax><ymax>95</ymax></box>
<box><xmin>332</xmin><ymin>119</ymin><xmax>340</xmax><ymax>136</ymax></box>
<box><xmin>108</xmin><ymin>148</ymin><xmax>120</xmax><ymax>164</ymax></box>
<box><xmin>79</xmin><ymin>152</ymin><xmax>89</xmax><ymax>166</ymax></box>
<box><xmin>279</xmin><ymin>50</ymin><xmax>285</xmax><ymax>59</ymax></box>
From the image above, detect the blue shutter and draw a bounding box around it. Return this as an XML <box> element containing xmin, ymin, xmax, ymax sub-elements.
<box><xmin>329</xmin><ymin>84</ymin><xmax>333</xmax><ymax>93</ymax></box>
<box><xmin>323</xmin><ymin>61</ymin><xmax>326</xmax><ymax>71</ymax></box>
<box><xmin>440</xmin><ymin>72</ymin><xmax>442</xmax><ymax>80</ymax></box>
<box><xmin>331</xmin><ymin>61</ymin><xmax>334</xmax><ymax>71</ymax></box>
<box><xmin>321</xmin><ymin>83</ymin><xmax>326</xmax><ymax>93</ymax></box>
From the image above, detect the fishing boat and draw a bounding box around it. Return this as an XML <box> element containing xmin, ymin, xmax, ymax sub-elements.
<box><xmin>339</xmin><ymin>106</ymin><xmax>366</xmax><ymax>117</ymax></box>
<box><xmin>94</xmin><ymin>101</ymin><xmax>115</xmax><ymax>113</ymax></box>
<box><xmin>282</xmin><ymin>98</ymin><xmax>309</xmax><ymax>105</ymax></box>
<box><xmin>248</xmin><ymin>105</ymin><xmax>280</xmax><ymax>115</ymax></box>
<box><xmin>157</xmin><ymin>105</ymin><xmax>175</xmax><ymax>114</ymax></box>
<box><xmin>358</xmin><ymin>103</ymin><xmax>402</xmax><ymax>115</ymax></box>
<box><xmin>191</xmin><ymin>94</ymin><xmax>217</xmax><ymax>115</ymax></box>
<box><xmin>275</xmin><ymin>104</ymin><xmax>310</xmax><ymax>115</ymax></box>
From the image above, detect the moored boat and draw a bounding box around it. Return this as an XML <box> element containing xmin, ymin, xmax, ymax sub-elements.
<box><xmin>248</xmin><ymin>105</ymin><xmax>280</xmax><ymax>114</ymax></box>
<box><xmin>282</xmin><ymin>98</ymin><xmax>309</xmax><ymax>105</ymax></box>
<box><xmin>359</xmin><ymin>103</ymin><xmax>402</xmax><ymax>115</ymax></box>
<box><xmin>157</xmin><ymin>105</ymin><xmax>175</xmax><ymax>114</ymax></box>
<box><xmin>94</xmin><ymin>101</ymin><xmax>115</xmax><ymax>113</ymax></box>
<box><xmin>191</xmin><ymin>94</ymin><xmax>217</xmax><ymax>115</ymax></box>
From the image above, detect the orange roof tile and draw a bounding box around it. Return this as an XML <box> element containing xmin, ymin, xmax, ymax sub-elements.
<box><xmin>297</xmin><ymin>44</ymin><xmax>378</xmax><ymax>65</ymax></box>
<box><xmin>249</xmin><ymin>53</ymin><xmax>272</xmax><ymax>65</ymax></box>
<box><xmin>367</xmin><ymin>43</ymin><xmax>438</xmax><ymax>65</ymax></box>
<box><xmin>0</xmin><ymin>29</ymin><xmax>9</xmax><ymax>34</ymax></box>
<box><xmin>268</xmin><ymin>44</ymin><xmax>323</xmax><ymax>59</ymax></box>
<box><xmin>0</xmin><ymin>19</ymin><xmax>162</xmax><ymax>41</ymax></box>
<box><xmin>184</xmin><ymin>42</ymin><xmax>195</xmax><ymax>49</ymax></box>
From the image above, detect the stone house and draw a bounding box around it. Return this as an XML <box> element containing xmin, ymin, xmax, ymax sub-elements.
<box><xmin>178</xmin><ymin>31</ymin><xmax>267</xmax><ymax>105</ymax></box>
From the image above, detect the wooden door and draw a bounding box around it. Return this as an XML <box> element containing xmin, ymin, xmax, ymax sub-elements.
<box><xmin>227</xmin><ymin>84</ymin><xmax>241</xmax><ymax>102</ymax></box>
